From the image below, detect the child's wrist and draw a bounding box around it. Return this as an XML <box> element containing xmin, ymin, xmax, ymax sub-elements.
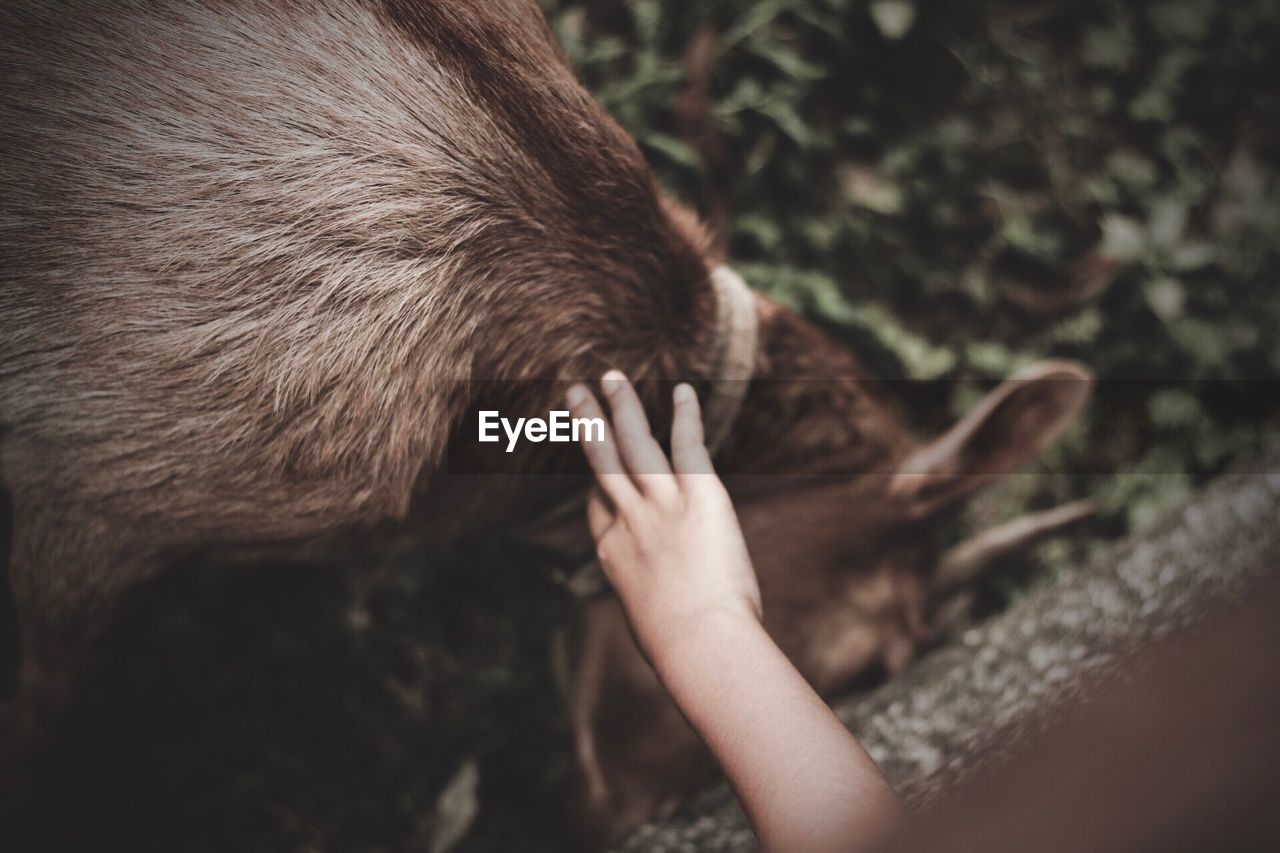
<box><xmin>646</xmin><ymin>605</ymin><xmax>765</xmax><ymax>684</ymax></box>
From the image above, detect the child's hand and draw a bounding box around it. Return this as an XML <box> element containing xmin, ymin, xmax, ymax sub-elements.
<box><xmin>568</xmin><ymin>371</ymin><xmax>899</xmax><ymax>852</ymax></box>
<box><xmin>565</xmin><ymin>371</ymin><xmax>762</xmax><ymax>666</ymax></box>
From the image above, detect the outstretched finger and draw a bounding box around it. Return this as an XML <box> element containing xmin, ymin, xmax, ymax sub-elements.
<box><xmin>599</xmin><ymin>371</ymin><xmax>676</xmax><ymax>497</ymax></box>
<box><xmin>566</xmin><ymin>383</ymin><xmax>639</xmax><ymax>509</ymax></box>
<box><xmin>671</xmin><ymin>383</ymin><xmax>714</xmax><ymax>479</ymax></box>
<box><xmin>586</xmin><ymin>486</ymin><xmax>615</xmax><ymax>542</ymax></box>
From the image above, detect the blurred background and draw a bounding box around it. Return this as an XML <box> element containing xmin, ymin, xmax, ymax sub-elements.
<box><xmin>552</xmin><ymin>0</ymin><xmax>1279</xmax><ymax>537</ymax></box>
<box><xmin>3</xmin><ymin>0</ymin><xmax>1278</xmax><ymax>850</ymax></box>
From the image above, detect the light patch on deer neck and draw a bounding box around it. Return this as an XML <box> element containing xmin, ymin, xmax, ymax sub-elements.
<box><xmin>701</xmin><ymin>265</ymin><xmax>758</xmax><ymax>455</ymax></box>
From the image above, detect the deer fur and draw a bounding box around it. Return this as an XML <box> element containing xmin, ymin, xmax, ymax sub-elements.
<box><xmin>0</xmin><ymin>0</ymin><xmax>724</xmax><ymax>770</ymax></box>
<box><xmin>0</xmin><ymin>1</ymin><xmax>1094</xmax><ymax>832</ymax></box>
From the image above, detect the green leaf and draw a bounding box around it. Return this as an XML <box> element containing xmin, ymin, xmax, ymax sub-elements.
<box><xmin>836</xmin><ymin>302</ymin><xmax>956</xmax><ymax>380</ymax></box>
<box><xmin>754</xmin><ymin>96</ymin><xmax>815</xmax><ymax>148</ymax></box>
<box><xmin>722</xmin><ymin>0</ymin><xmax>799</xmax><ymax>49</ymax></box>
<box><xmin>1129</xmin><ymin>49</ymin><xmax>1201</xmax><ymax>123</ymax></box>
<box><xmin>629</xmin><ymin>0</ymin><xmax>663</xmax><ymax>45</ymax></box>
<box><xmin>733</xmin><ymin>213</ymin><xmax>785</xmax><ymax>253</ymax></box>
<box><xmin>1167</xmin><ymin>316</ymin><xmax>1233</xmax><ymax>368</ymax></box>
<box><xmin>641</xmin><ymin>133</ymin><xmax>699</xmax><ymax>169</ymax></box>
<box><xmin>869</xmin><ymin>1</ymin><xmax>916</xmax><ymax>40</ymax></box>
<box><xmin>792</xmin><ymin>4</ymin><xmax>845</xmax><ymax>39</ymax></box>
<box><xmin>1147</xmin><ymin>196</ymin><xmax>1189</xmax><ymax>251</ymax></box>
<box><xmin>1107</xmin><ymin>149</ymin><xmax>1159</xmax><ymax>192</ymax></box>
<box><xmin>1144</xmin><ymin>276</ymin><xmax>1186</xmax><ymax>321</ymax></box>
<box><xmin>1051</xmin><ymin>308</ymin><xmax>1105</xmax><ymax>345</ymax></box>
<box><xmin>1081</xmin><ymin>18</ymin><xmax>1136</xmax><ymax>70</ymax></box>
<box><xmin>1149</xmin><ymin>388</ymin><xmax>1201</xmax><ymax>430</ymax></box>
<box><xmin>746</xmin><ymin>37</ymin><xmax>828</xmax><ymax>81</ymax></box>
<box><xmin>716</xmin><ymin>78</ymin><xmax>768</xmax><ymax>118</ymax></box>
<box><xmin>837</xmin><ymin>162</ymin><xmax>903</xmax><ymax>214</ymax></box>
<box><xmin>965</xmin><ymin>340</ymin><xmax>1033</xmax><ymax>376</ymax></box>
<box><xmin>1000</xmin><ymin>216</ymin><xmax>1062</xmax><ymax>260</ymax></box>
<box><xmin>1169</xmin><ymin>242</ymin><xmax>1215</xmax><ymax>272</ymax></box>
<box><xmin>1100</xmin><ymin>214</ymin><xmax>1148</xmax><ymax>262</ymax></box>
<box><xmin>1089</xmin><ymin>84</ymin><xmax>1117</xmax><ymax>114</ymax></box>
<box><xmin>1149</xmin><ymin>0</ymin><xmax>1216</xmax><ymax>42</ymax></box>
<box><xmin>1097</xmin><ymin>447</ymin><xmax>1194</xmax><ymax>530</ymax></box>
<box><xmin>1085</xmin><ymin>175</ymin><xmax>1120</xmax><ymax>206</ymax></box>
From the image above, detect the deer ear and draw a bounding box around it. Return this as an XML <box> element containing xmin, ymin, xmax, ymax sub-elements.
<box><xmin>890</xmin><ymin>360</ymin><xmax>1093</xmax><ymax>519</ymax></box>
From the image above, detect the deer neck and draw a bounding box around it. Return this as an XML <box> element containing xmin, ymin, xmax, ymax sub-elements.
<box><xmin>714</xmin><ymin>295</ymin><xmax>915</xmax><ymax>486</ymax></box>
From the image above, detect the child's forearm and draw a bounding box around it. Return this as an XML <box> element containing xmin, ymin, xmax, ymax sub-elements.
<box><xmin>650</xmin><ymin>610</ymin><xmax>901</xmax><ymax>852</ymax></box>
<box><xmin>566</xmin><ymin>374</ymin><xmax>900</xmax><ymax>849</ymax></box>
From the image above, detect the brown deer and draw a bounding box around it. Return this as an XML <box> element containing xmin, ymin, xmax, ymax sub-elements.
<box><xmin>560</xmin><ymin>353</ymin><xmax>1095</xmax><ymax>846</ymax></box>
<box><xmin>0</xmin><ymin>0</ymin><xmax>1091</xmax><ymax>815</ymax></box>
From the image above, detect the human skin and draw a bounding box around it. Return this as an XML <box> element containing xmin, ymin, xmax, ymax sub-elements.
<box><xmin>565</xmin><ymin>371</ymin><xmax>901</xmax><ymax>852</ymax></box>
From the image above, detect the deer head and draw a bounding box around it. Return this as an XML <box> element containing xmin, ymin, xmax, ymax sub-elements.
<box><xmin>559</xmin><ymin>358</ymin><xmax>1094</xmax><ymax>847</ymax></box>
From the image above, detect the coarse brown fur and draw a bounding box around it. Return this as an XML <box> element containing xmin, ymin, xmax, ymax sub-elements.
<box><xmin>0</xmin><ymin>0</ymin><xmax>1093</xmax><ymax>837</ymax></box>
<box><xmin>0</xmin><ymin>0</ymin><xmax>933</xmax><ymax>785</ymax></box>
<box><xmin>0</xmin><ymin>0</ymin><xmax>723</xmax><ymax>780</ymax></box>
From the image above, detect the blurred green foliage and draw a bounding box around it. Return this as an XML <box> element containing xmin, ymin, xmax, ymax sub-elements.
<box><xmin>545</xmin><ymin>0</ymin><xmax>1280</xmax><ymax>535</ymax></box>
